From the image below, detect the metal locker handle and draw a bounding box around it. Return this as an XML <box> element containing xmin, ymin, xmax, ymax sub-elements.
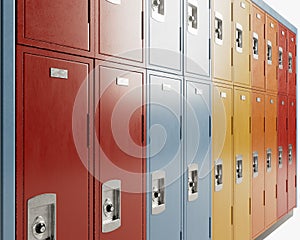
<box><xmin>188</xmin><ymin>164</ymin><xmax>199</xmax><ymax>201</ymax></box>
<box><xmin>215</xmin><ymin>12</ymin><xmax>223</xmax><ymax>45</ymax></box>
<box><xmin>236</xmin><ymin>155</ymin><xmax>243</xmax><ymax>184</ymax></box>
<box><xmin>151</xmin><ymin>0</ymin><xmax>165</xmax><ymax>22</ymax></box>
<box><xmin>106</xmin><ymin>0</ymin><xmax>121</xmax><ymax>4</ymax></box>
<box><xmin>267</xmin><ymin>41</ymin><xmax>272</xmax><ymax>65</ymax></box>
<box><xmin>152</xmin><ymin>171</ymin><xmax>166</xmax><ymax>215</ymax></box>
<box><xmin>278</xmin><ymin>146</ymin><xmax>283</xmax><ymax>168</ymax></box>
<box><xmin>215</xmin><ymin>159</ymin><xmax>223</xmax><ymax>192</ymax></box>
<box><xmin>187</xmin><ymin>0</ymin><xmax>198</xmax><ymax>35</ymax></box>
<box><xmin>253</xmin><ymin>152</ymin><xmax>259</xmax><ymax>178</ymax></box>
<box><xmin>266</xmin><ymin>149</ymin><xmax>272</xmax><ymax>173</ymax></box>
<box><xmin>288</xmin><ymin>52</ymin><xmax>293</xmax><ymax>73</ymax></box>
<box><xmin>235</xmin><ymin>23</ymin><xmax>243</xmax><ymax>53</ymax></box>
<box><xmin>279</xmin><ymin>47</ymin><xmax>283</xmax><ymax>69</ymax></box>
<box><xmin>253</xmin><ymin>32</ymin><xmax>259</xmax><ymax>60</ymax></box>
<box><xmin>288</xmin><ymin>144</ymin><xmax>293</xmax><ymax>165</ymax></box>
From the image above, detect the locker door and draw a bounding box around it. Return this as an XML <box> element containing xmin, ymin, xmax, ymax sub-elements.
<box><xmin>18</xmin><ymin>0</ymin><xmax>92</xmax><ymax>55</ymax></box>
<box><xmin>277</xmin><ymin>95</ymin><xmax>288</xmax><ymax>218</ymax></box>
<box><xmin>250</xmin><ymin>5</ymin><xmax>265</xmax><ymax>90</ymax></box>
<box><xmin>185</xmin><ymin>0</ymin><xmax>210</xmax><ymax>77</ymax></box>
<box><xmin>287</xmin><ymin>31</ymin><xmax>296</xmax><ymax>96</ymax></box>
<box><xmin>98</xmin><ymin>0</ymin><xmax>143</xmax><ymax>63</ymax></box>
<box><xmin>233</xmin><ymin>88</ymin><xmax>251</xmax><ymax>240</ymax></box>
<box><xmin>148</xmin><ymin>74</ymin><xmax>182</xmax><ymax>240</ymax></box>
<box><xmin>212</xmin><ymin>85</ymin><xmax>233</xmax><ymax>240</ymax></box>
<box><xmin>232</xmin><ymin>0</ymin><xmax>250</xmax><ymax>87</ymax></box>
<box><xmin>149</xmin><ymin>0</ymin><xmax>182</xmax><ymax>71</ymax></box>
<box><xmin>251</xmin><ymin>92</ymin><xmax>265</xmax><ymax>238</ymax></box>
<box><xmin>265</xmin><ymin>15</ymin><xmax>278</xmax><ymax>92</ymax></box>
<box><xmin>288</xmin><ymin>97</ymin><xmax>296</xmax><ymax>210</ymax></box>
<box><xmin>212</xmin><ymin>0</ymin><xmax>232</xmax><ymax>82</ymax></box>
<box><xmin>264</xmin><ymin>94</ymin><xmax>277</xmax><ymax>227</ymax></box>
<box><xmin>278</xmin><ymin>24</ymin><xmax>288</xmax><ymax>94</ymax></box>
<box><xmin>95</xmin><ymin>65</ymin><xmax>145</xmax><ymax>240</ymax></box>
<box><xmin>17</xmin><ymin>47</ymin><xmax>92</xmax><ymax>240</ymax></box>
<box><xmin>185</xmin><ymin>81</ymin><xmax>211</xmax><ymax>240</ymax></box>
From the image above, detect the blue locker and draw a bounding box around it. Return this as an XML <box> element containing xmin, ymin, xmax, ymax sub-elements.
<box><xmin>147</xmin><ymin>72</ymin><xmax>182</xmax><ymax>240</ymax></box>
<box><xmin>184</xmin><ymin>80</ymin><xmax>211</xmax><ymax>240</ymax></box>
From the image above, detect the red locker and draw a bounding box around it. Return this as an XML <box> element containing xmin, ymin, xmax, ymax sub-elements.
<box><xmin>94</xmin><ymin>62</ymin><xmax>146</xmax><ymax>240</ymax></box>
<box><xmin>288</xmin><ymin>97</ymin><xmax>296</xmax><ymax>210</ymax></box>
<box><xmin>17</xmin><ymin>0</ymin><xmax>94</xmax><ymax>57</ymax></box>
<box><xmin>277</xmin><ymin>95</ymin><xmax>288</xmax><ymax>218</ymax></box>
<box><xmin>287</xmin><ymin>30</ymin><xmax>297</xmax><ymax>96</ymax></box>
<box><xmin>16</xmin><ymin>46</ymin><xmax>93</xmax><ymax>240</ymax></box>
<box><xmin>278</xmin><ymin>24</ymin><xmax>288</xmax><ymax>94</ymax></box>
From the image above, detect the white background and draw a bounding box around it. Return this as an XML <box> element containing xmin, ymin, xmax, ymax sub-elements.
<box><xmin>262</xmin><ymin>0</ymin><xmax>299</xmax><ymax>239</ymax></box>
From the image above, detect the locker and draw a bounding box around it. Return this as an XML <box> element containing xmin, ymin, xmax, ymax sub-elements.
<box><xmin>265</xmin><ymin>15</ymin><xmax>278</xmax><ymax>92</ymax></box>
<box><xmin>264</xmin><ymin>94</ymin><xmax>277</xmax><ymax>227</ymax></box>
<box><xmin>148</xmin><ymin>0</ymin><xmax>182</xmax><ymax>72</ymax></box>
<box><xmin>96</xmin><ymin>0</ymin><xmax>144</xmax><ymax>64</ymax></box>
<box><xmin>148</xmin><ymin>73</ymin><xmax>182</xmax><ymax>240</ymax></box>
<box><xmin>212</xmin><ymin>0</ymin><xmax>232</xmax><ymax>82</ymax></box>
<box><xmin>184</xmin><ymin>80</ymin><xmax>211</xmax><ymax>240</ymax></box>
<box><xmin>212</xmin><ymin>84</ymin><xmax>233</xmax><ymax>240</ymax></box>
<box><xmin>278</xmin><ymin>24</ymin><xmax>288</xmax><ymax>94</ymax></box>
<box><xmin>233</xmin><ymin>88</ymin><xmax>251</xmax><ymax>240</ymax></box>
<box><xmin>184</xmin><ymin>0</ymin><xmax>210</xmax><ymax>78</ymax></box>
<box><xmin>288</xmin><ymin>97</ymin><xmax>296</xmax><ymax>210</ymax></box>
<box><xmin>251</xmin><ymin>91</ymin><xmax>265</xmax><ymax>238</ymax></box>
<box><xmin>287</xmin><ymin>30</ymin><xmax>296</xmax><ymax>96</ymax></box>
<box><xmin>17</xmin><ymin>0</ymin><xmax>94</xmax><ymax>57</ymax></box>
<box><xmin>16</xmin><ymin>46</ymin><xmax>92</xmax><ymax>240</ymax></box>
<box><xmin>232</xmin><ymin>0</ymin><xmax>250</xmax><ymax>87</ymax></box>
<box><xmin>94</xmin><ymin>63</ymin><xmax>145</xmax><ymax>240</ymax></box>
<box><xmin>250</xmin><ymin>5</ymin><xmax>265</xmax><ymax>90</ymax></box>
<box><xmin>277</xmin><ymin>95</ymin><xmax>288</xmax><ymax>218</ymax></box>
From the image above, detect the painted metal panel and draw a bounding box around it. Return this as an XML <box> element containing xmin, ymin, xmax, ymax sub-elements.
<box><xmin>184</xmin><ymin>0</ymin><xmax>210</xmax><ymax>78</ymax></box>
<box><xmin>287</xmin><ymin>30</ymin><xmax>296</xmax><ymax>96</ymax></box>
<box><xmin>185</xmin><ymin>80</ymin><xmax>211</xmax><ymax>240</ymax></box>
<box><xmin>264</xmin><ymin>94</ymin><xmax>277</xmax><ymax>227</ymax></box>
<box><xmin>265</xmin><ymin>15</ymin><xmax>278</xmax><ymax>92</ymax></box>
<box><xmin>212</xmin><ymin>84</ymin><xmax>233</xmax><ymax>240</ymax></box>
<box><xmin>288</xmin><ymin>97</ymin><xmax>296</xmax><ymax>210</ymax></box>
<box><xmin>278</xmin><ymin>24</ymin><xmax>288</xmax><ymax>94</ymax></box>
<box><xmin>233</xmin><ymin>87</ymin><xmax>251</xmax><ymax>240</ymax></box>
<box><xmin>250</xmin><ymin>5</ymin><xmax>265</xmax><ymax>90</ymax></box>
<box><xmin>251</xmin><ymin>91</ymin><xmax>265</xmax><ymax>238</ymax></box>
<box><xmin>277</xmin><ymin>95</ymin><xmax>288</xmax><ymax>218</ymax></box>
<box><xmin>148</xmin><ymin>73</ymin><xmax>182</xmax><ymax>240</ymax></box>
<box><xmin>212</xmin><ymin>0</ymin><xmax>232</xmax><ymax>82</ymax></box>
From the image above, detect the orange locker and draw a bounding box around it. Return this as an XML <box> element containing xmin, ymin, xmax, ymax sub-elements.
<box><xmin>265</xmin><ymin>15</ymin><xmax>278</xmax><ymax>92</ymax></box>
<box><xmin>264</xmin><ymin>94</ymin><xmax>277</xmax><ymax>227</ymax></box>
<box><xmin>212</xmin><ymin>84</ymin><xmax>233</xmax><ymax>240</ymax></box>
<box><xmin>233</xmin><ymin>88</ymin><xmax>251</xmax><ymax>240</ymax></box>
<box><xmin>287</xmin><ymin>30</ymin><xmax>297</xmax><ymax>96</ymax></box>
<box><xmin>251</xmin><ymin>91</ymin><xmax>265</xmax><ymax>238</ymax></box>
<box><xmin>232</xmin><ymin>0</ymin><xmax>250</xmax><ymax>87</ymax></box>
<box><xmin>250</xmin><ymin>5</ymin><xmax>265</xmax><ymax>90</ymax></box>
<box><xmin>278</xmin><ymin>24</ymin><xmax>288</xmax><ymax>94</ymax></box>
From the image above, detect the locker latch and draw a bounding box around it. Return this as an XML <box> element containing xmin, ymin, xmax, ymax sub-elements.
<box><xmin>236</xmin><ymin>155</ymin><xmax>243</xmax><ymax>184</ymax></box>
<box><xmin>215</xmin><ymin>12</ymin><xmax>223</xmax><ymax>45</ymax></box>
<box><xmin>253</xmin><ymin>152</ymin><xmax>259</xmax><ymax>178</ymax></box>
<box><xmin>188</xmin><ymin>164</ymin><xmax>198</xmax><ymax>201</ymax></box>
<box><xmin>28</xmin><ymin>194</ymin><xmax>56</xmax><ymax>240</ymax></box>
<box><xmin>278</xmin><ymin>146</ymin><xmax>283</xmax><ymax>168</ymax></box>
<box><xmin>279</xmin><ymin>47</ymin><xmax>283</xmax><ymax>69</ymax></box>
<box><xmin>152</xmin><ymin>171</ymin><xmax>166</xmax><ymax>215</ymax></box>
<box><xmin>152</xmin><ymin>0</ymin><xmax>165</xmax><ymax>22</ymax></box>
<box><xmin>288</xmin><ymin>52</ymin><xmax>293</xmax><ymax>73</ymax></box>
<box><xmin>235</xmin><ymin>23</ymin><xmax>243</xmax><ymax>53</ymax></box>
<box><xmin>266</xmin><ymin>149</ymin><xmax>272</xmax><ymax>173</ymax></box>
<box><xmin>188</xmin><ymin>0</ymin><xmax>198</xmax><ymax>35</ymax></box>
<box><xmin>253</xmin><ymin>33</ymin><xmax>259</xmax><ymax>59</ymax></box>
<box><xmin>215</xmin><ymin>159</ymin><xmax>223</xmax><ymax>192</ymax></box>
<box><xmin>102</xmin><ymin>180</ymin><xmax>121</xmax><ymax>233</ymax></box>
<box><xmin>288</xmin><ymin>144</ymin><xmax>293</xmax><ymax>165</ymax></box>
<box><xmin>267</xmin><ymin>41</ymin><xmax>272</xmax><ymax>65</ymax></box>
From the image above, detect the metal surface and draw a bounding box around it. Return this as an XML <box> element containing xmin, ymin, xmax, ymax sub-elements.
<box><xmin>50</xmin><ymin>68</ymin><xmax>68</xmax><ymax>79</ymax></box>
<box><xmin>215</xmin><ymin>159</ymin><xmax>223</xmax><ymax>192</ymax></box>
<box><xmin>152</xmin><ymin>171</ymin><xmax>166</xmax><ymax>214</ymax></box>
<box><xmin>187</xmin><ymin>164</ymin><xmax>199</xmax><ymax>202</ymax></box>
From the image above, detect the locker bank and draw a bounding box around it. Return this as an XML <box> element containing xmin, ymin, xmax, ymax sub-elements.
<box><xmin>0</xmin><ymin>0</ymin><xmax>297</xmax><ymax>240</ymax></box>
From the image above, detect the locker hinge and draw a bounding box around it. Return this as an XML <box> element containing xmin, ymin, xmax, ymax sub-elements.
<box><xmin>87</xmin><ymin>113</ymin><xmax>90</xmax><ymax>147</ymax></box>
<box><xmin>249</xmin><ymin>55</ymin><xmax>251</xmax><ymax>71</ymax></box>
<box><xmin>179</xmin><ymin>27</ymin><xmax>182</xmax><ymax>52</ymax></box>
<box><xmin>286</xmin><ymin>180</ymin><xmax>288</xmax><ymax>193</ymax></box>
<box><xmin>295</xmin><ymin>176</ymin><xmax>297</xmax><ymax>188</ymax></box>
<box><xmin>141</xmin><ymin>11</ymin><xmax>144</xmax><ymax>40</ymax></box>
<box><xmin>209</xmin><ymin>0</ymin><xmax>211</xmax><ymax>9</ymax></box>
<box><xmin>264</xmin><ymin>24</ymin><xmax>266</xmax><ymax>39</ymax></box>
<box><xmin>264</xmin><ymin>117</ymin><xmax>266</xmax><ymax>132</ymax></box>
<box><xmin>231</xmin><ymin>3</ymin><xmax>233</xmax><ymax>21</ymax></box>
<box><xmin>249</xmin><ymin>117</ymin><xmax>252</xmax><ymax>134</ymax></box>
<box><xmin>249</xmin><ymin>198</ymin><xmax>252</xmax><ymax>215</ymax></box>
<box><xmin>276</xmin><ymin>66</ymin><xmax>278</xmax><ymax>79</ymax></box>
<box><xmin>286</xmin><ymin>118</ymin><xmax>288</xmax><ymax>130</ymax></box>
<box><xmin>276</xmin><ymin>184</ymin><xmax>278</xmax><ymax>199</ymax></box>
<box><xmin>231</xmin><ymin>206</ymin><xmax>234</xmax><ymax>225</ymax></box>
<box><xmin>209</xmin><ymin>116</ymin><xmax>212</xmax><ymax>138</ymax></box>
<box><xmin>142</xmin><ymin>114</ymin><xmax>145</xmax><ymax>143</ymax></box>
<box><xmin>249</xmin><ymin>14</ymin><xmax>251</xmax><ymax>31</ymax></box>
<box><xmin>209</xmin><ymin>217</ymin><xmax>212</xmax><ymax>238</ymax></box>
<box><xmin>231</xmin><ymin>48</ymin><xmax>233</xmax><ymax>66</ymax></box>
<box><xmin>264</xmin><ymin>61</ymin><xmax>266</xmax><ymax>76</ymax></box>
<box><xmin>180</xmin><ymin>231</ymin><xmax>183</xmax><ymax>240</ymax></box>
<box><xmin>231</xmin><ymin>116</ymin><xmax>234</xmax><ymax>135</ymax></box>
<box><xmin>88</xmin><ymin>0</ymin><xmax>91</xmax><ymax>24</ymax></box>
<box><xmin>276</xmin><ymin>117</ymin><xmax>277</xmax><ymax>132</ymax></box>
<box><xmin>209</xmin><ymin>38</ymin><xmax>211</xmax><ymax>60</ymax></box>
<box><xmin>180</xmin><ymin>115</ymin><xmax>183</xmax><ymax>139</ymax></box>
<box><xmin>263</xmin><ymin>190</ymin><xmax>266</xmax><ymax>206</ymax></box>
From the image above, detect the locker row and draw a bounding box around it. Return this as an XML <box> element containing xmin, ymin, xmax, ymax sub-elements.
<box><xmin>16</xmin><ymin>46</ymin><xmax>296</xmax><ymax>240</ymax></box>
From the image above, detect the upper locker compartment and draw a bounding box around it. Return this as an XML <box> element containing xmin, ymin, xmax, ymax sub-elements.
<box><xmin>278</xmin><ymin>24</ymin><xmax>288</xmax><ymax>94</ymax></box>
<box><xmin>96</xmin><ymin>0</ymin><xmax>144</xmax><ymax>65</ymax></box>
<box><xmin>287</xmin><ymin>30</ymin><xmax>296</xmax><ymax>96</ymax></box>
<box><xmin>250</xmin><ymin>5</ymin><xmax>265</xmax><ymax>90</ymax></box>
<box><xmin>148</xmin><ymin>0</ymin><xmax>182</xmax><ymax>73</ymax></box>
<box><xmin>18</xmin><ymin>0</ymin><xmax>94</xmax><ymax>57</ymax></box>
<box><xmin>212</xmin><ymin>0</ymin><xmax>232</xmax><ymax>82</ymax></box>
<box><xmin>184</xmin><ymin>0</ymin><xmax>210</xmax><ymax>78</ymax></box>
<box><xmin>265</xmin><ymin>15</ymin><xmax>278</xmax><ymax>93</ymax></box>
<box><xmin>232</xmin><ymin>0</ymin><xmax>250</xmax><ymax>87</ymax></box>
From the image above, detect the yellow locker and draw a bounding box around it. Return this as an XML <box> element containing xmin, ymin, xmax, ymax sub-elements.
<box><xmin>212</xmin><ymin>0</ymin><xmax>232</xmax><ymax>82</ymax></box>
<box><xmin>212</xmin><ymin>84</ymin><xmax>233</xmax><ymax>240</ymax></box>
<box><xmin>233</xmin><ymin>87</ymin><xmax>251</xmax><ymax>240</ymax></box>
<box><xmin>232</xmin><ymin>0</ymin><xmax>250</xmax><ymax>87</ymax></box>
